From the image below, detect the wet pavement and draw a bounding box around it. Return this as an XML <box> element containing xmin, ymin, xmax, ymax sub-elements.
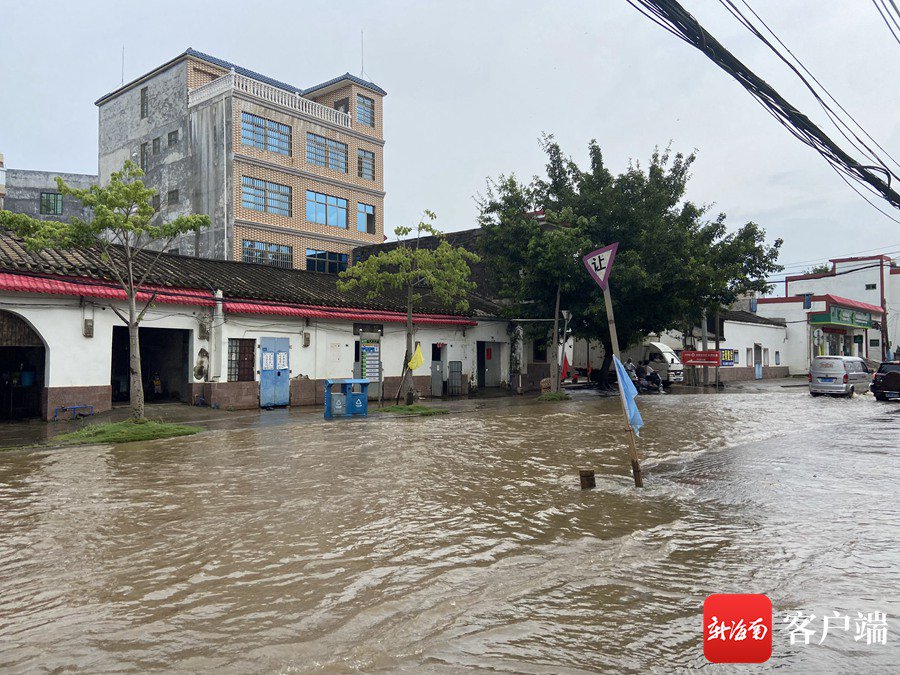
<box><xmin>1</xmin><ymin>386</ymin><xmax>898</xmax><ymax>672</ymax></box>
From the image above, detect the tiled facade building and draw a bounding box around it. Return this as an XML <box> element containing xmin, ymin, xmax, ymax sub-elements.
<box><xmin>95</xmin><ymin>48</ymin><xmax>386</xmax><ymax>272</ymax></box>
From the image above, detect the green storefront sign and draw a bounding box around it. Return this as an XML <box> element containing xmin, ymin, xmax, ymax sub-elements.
<box><xmin>809</xmin><ymin>306</ymin><xmax>873</xmax><ymax>328</ymax></box>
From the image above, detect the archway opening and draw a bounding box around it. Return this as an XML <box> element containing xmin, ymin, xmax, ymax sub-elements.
<box><xmin>0</xmin><ymin>311</ymin><xmax>46</xmax><ymax>420</ymax></box>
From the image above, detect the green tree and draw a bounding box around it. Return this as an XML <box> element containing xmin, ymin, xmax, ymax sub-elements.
<box><xmin>338</xmin><ymin>211</ymin><xmax>479</xmax><ymax>404</ymax></box>
<box><xmin>0</xmin><ymin>161</ymin><xmax>209</xmax><ymax>419</ymax></box>
<box><xmin>476</xmin><ymin>184</ymin><xmax>586</xmax><ymax>392</ymax></box>
<box><xmin>802</xmin><ymin>263</ymin><xmax>831</xmax><ymax>275</ymax></box>
<box><xmin>479</xmin><ymin>138</ymin><xmax>782</xmax><ymax>385</ymax></box>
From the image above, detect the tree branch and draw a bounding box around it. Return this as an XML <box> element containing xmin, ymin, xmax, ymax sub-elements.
<box><xmin>135</xmin><ymin>291</ymin><xmax>158</xmax><ymax>324</ymax></box>
<box><xmin>134</xmin><ymin>236</ymin><xmax>175</xmax><ymax>290</ymax></box>
<box><xmin>109</xmin><ymin>304</ymin><xmax>129</xmax><ymax>324</ymax></box>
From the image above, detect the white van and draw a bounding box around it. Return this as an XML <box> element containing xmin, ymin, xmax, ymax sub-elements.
<box><xmin>808</xmin><ymin>356</ymin><xmax>870</xmax><ymax>397</ymax></box>
<box><xmin>625</xmin><ymin>341</ymin><xmax>684</xmax><ymax>386</ymax></box>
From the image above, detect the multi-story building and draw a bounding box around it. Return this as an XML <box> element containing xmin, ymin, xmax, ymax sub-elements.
<box><xmin>95</xmin><ymin>48</ymin><xmax>386</xmax><ymax>272</ymax></box>
<box><xmin>0</xmin><ymin>153</ymin><xmax>97</xmax><ymax>222</ymax></box>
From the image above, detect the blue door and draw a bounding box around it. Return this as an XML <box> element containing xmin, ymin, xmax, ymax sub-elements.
<box><xmin>260</xmin><ymin>337</ymin><xmax>290</xmax><ymax>407</ymax></box>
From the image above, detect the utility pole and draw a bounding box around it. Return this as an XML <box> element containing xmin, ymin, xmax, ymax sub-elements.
<box><xmin>701</xmin><ymin>308</ymin><xmax>709</xmax><ymax>386</ymax></box>
<box><xmin>550</xmin><ymin>281</ymin><xmax>561</xmax><ymax>392</ymax></box>
<box><xmin>714</xmin><ymin>308</ymin><xmax>720</xmax><ymax>389</ymax></box>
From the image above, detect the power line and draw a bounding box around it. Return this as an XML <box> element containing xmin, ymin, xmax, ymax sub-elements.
<box><xmin>627</xmin><ymin>0</ymin><xmax>900</xmax><ymax>218</ymax></box>
<box><xmin>722</xmin><ymin>0</ymin><xmax>900</xmax><ymax>175</ymax></box>
<box><xmin>872</xmin><ymin>0</ymin><xmax>900</xmax><ymax>46</ymax></box>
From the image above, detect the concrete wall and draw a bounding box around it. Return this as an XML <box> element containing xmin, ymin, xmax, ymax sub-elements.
<box><xmin>98</xmin><ymin>60</ymin><xmax>201</xmax><ymax>255</ymax></box>
<box><xmin>0</xmin><ymin>293</ymin><xmax>210</xmax><ymax>418</ymax></box>
<box><xmin>189</xmin><ymin>93</ymin><xmax>232</xmax><ymax>259</ymax></box>
<box><xmin>0</xmin><ymin>285</ymin><xmax>521</xmax><ymax>418</ymax></box>
<box><xmin>215</xmin><ymin>314</ymin><xmax>513</xmax><ymax>395</ymax></box>
<box><xmin>3</xmin><ymin>169</ymin><xmax>96</xmax><ymax>222</ymax></box>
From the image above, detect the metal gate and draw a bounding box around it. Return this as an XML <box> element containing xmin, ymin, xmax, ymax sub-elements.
<box><xmin>448</xmin><ymin>361</ymin><xmax>463</xmax><ymax>396</ymax></box>
<box><xmin>260</xmin><ymin>337</ymin><xmax>290</xmax><ymax>407</ymax></box>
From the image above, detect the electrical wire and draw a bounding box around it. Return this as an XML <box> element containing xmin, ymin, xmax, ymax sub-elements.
<box><xmin>722</xmin><ymin>0</ymin><xmax>900</xmax><ymax>175</ymax></box>
<box><xmin>872</xmin><ymin>0</ymin><xmax>900</xmax><ymax>46</ymax></box>
<box><xmin>627</xmin><ymin>0</ymin><xmax>900</xmax><ymax>218</ymax></box>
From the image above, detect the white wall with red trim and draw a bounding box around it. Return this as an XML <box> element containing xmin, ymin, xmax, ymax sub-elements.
<box><xmin>0</xmin><ymin>288</ymin><xmax>513</xmax><ymax>396</ymax></box>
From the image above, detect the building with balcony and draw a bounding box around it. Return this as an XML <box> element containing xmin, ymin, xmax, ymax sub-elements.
<box><xmin>95</xmin><ymin>48</ymin><xmax>386</xmax><ymax>272</ymax></box>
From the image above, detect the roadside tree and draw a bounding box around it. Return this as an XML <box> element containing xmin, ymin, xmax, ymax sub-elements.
<box><xmin>0</xmin><ymin>161</ymin><xmax>209</xmax><ymax>419</ymax></box>
<box><xmin>479</xmin><ymin>138</ymin><xmax>782</xmax><ymax>385</ymax></box>
<box><xmin>338</xmin><ymin>211</ymin><xmax>479</xmax><ymax>404</ymax></box>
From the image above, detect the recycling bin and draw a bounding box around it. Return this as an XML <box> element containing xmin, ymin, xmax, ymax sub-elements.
<box><xmin>324</xmin><ymin>378</ymin><xmax>370</xmax><ymax>419</ymax></box>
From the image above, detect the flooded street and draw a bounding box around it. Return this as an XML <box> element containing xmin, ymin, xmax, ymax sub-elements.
<box><xmin>1</xmin><ymin>388</ymin><xmax>898</xmax><ymax>672</ymax></box>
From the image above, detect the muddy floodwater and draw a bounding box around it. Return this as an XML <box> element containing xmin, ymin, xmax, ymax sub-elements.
<box><xmin>1</xmin><ymin>389</ymin><xmax>899</xmax><ymax>672</ymax></box>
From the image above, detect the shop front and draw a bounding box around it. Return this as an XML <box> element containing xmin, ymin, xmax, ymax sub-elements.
<box><xmin>809</xmin><ymin>302</ymin><xmax>880</xmax><ymax>360</ymax></box>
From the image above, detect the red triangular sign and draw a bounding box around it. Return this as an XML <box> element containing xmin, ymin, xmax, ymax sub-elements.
<box><xmin>582</xmin><ymin>243</ymin><xmax>619</xmax><ymax>290</ymax></box>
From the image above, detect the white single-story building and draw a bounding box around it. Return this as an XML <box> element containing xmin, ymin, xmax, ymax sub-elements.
<box><xmin>0</xmin><ymin>229</ymin><xmax>542</xmax><ymax>420</ymax></box>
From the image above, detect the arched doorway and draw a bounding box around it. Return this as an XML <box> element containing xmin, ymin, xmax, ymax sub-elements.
<box><xmin>0</xmin><ymin>311</ymin><xmax>46</xmax><ymax>420</ymax></box>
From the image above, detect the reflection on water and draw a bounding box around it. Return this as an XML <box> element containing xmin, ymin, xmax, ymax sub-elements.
<box><xmin>1</xmin><ymin>391</ymin><xmax>898</xmax><ymax>671</ymax></box>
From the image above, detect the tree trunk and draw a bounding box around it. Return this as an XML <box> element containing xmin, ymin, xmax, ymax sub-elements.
<box><xmin>128</xmin><ymin>297</ymin><xmax>145</xmax><ymax>420</ymax></box>
<box><xmin>596</xmin><ymin>342</ymin><xmax>613</xmax><ymax>389</ymax></box>
<box><xmin>404</xmin><ymin>284</ymin><xmax>414</xmax><ymax>406</ymax></box>
<box><xmin>549</xmin><ymin>281</ymin><xmax>561</xmax><ymax>393</ymax></box>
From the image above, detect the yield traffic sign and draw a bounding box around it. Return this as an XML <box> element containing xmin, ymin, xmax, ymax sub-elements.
<box><xmin>582</xmin><ymin>243</ymin><xmax>619</xmax><ymax>291</ymax></box>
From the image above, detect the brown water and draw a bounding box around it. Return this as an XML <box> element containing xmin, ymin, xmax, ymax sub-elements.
<box><xmin>1</xmin><ymin>390</ymin><xmax>898</xmax><ymax>672</ymax></box>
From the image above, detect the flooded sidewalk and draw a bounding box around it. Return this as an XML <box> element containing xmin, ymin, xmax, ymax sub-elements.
<box><xmin>1</xmin><ymin>388</ymin><xmax>898</xmax><ymax>671</ymax></box>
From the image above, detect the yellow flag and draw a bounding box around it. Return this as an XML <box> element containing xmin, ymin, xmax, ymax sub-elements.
<box><xmin>407</xmin><ymin>343</ymin><xmax>424</xmax><ymax>371</ymax></box>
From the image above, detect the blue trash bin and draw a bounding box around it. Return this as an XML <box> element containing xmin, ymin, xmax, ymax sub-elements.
<box><xmin>324</xmin><ymin>379</ymin><xmax>369</xmax><ymax>419</ymax></box>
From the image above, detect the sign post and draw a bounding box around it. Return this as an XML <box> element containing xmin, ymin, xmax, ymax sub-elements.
<box><xmin>582</xmin><ymin>243</ymin><xmax>643</xmax><ymax>488</ymax></box>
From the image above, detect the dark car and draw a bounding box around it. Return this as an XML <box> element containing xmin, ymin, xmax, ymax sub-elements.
<box><xmin>870</xmin><ymin>361</ymin><xmax>900</xmax><ymax>401</ymax></box>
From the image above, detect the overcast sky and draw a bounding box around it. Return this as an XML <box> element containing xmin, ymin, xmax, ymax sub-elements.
<box><xmin>2</xmin><ymin>1</ymin><xmax>899</xmax><ymax>278</ymax></box>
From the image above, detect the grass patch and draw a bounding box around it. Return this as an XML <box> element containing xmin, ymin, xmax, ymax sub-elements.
<box><xmin>537</xmin><ymin>391</ymin><xmax>571</xmax><ymax>402</ymax></box>
<box><xmin>51</xmin><ymin>419</ymin><xmax>200</xmax><ymax>446</ymax></box>
<box><xmin>377</xmin><ymin>404</ymin><xmax>449</xmax><ymax>417</ymax></box>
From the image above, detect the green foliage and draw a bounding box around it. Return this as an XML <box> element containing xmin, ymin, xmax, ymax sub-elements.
<box><xmin>0</xmin><ymin>161</ymin><xmax>208</xmax><ymax>261</ymax></box>
<box><xmin>337</xmin><ymin>210</ymin><xmax>480</xmax><ymax>313</ymax></box>
<box><xmin>0</xmin><ymin>161</ymin><xmax>210</xmax><ymax>420</ymax></box>
<box><xmin>478</xmin><ymin>138</ymin><xmax>783</xmax><ymax>353</ymax></box>
<box><xmin>802</xmin><ymin>263</ymin><xmax>832</xmax><ymax>275</ymax></box>
<box><xmin>537</xmin><ymin>391</ymin><xmax>571</xmax><ymax>401</ymax></box>
<box><xmin>376</xmin><ymin>404</ymin><xmax>450</xmax><ymax>416</ymax></box>
<box><xmin>50</xmin><ymin>420</ymin><xmax>200</xmax><ymax>446</ymax></box>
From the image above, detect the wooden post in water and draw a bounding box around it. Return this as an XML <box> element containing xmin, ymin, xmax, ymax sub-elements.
<box><xmin>603</xmin><ymin>285</ymin><xmax>644</xmax><ymax>488</ymax></box>
<box><xmin>579</xmin><ymin>469</ymin><xmax>596</xmax><ymax>490</ymax></box>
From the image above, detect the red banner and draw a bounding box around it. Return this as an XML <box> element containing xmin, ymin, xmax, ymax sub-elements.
<box><xmin>681</xmin><ymin>349</ymin><xmax>721</xmax><ymax>366</ymax></box>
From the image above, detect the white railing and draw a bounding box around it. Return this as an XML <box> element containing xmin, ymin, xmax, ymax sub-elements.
<box><xmin>188</xmin><ymin>70</ymin><xmax>353</xmax><ymax>129</ymax></box>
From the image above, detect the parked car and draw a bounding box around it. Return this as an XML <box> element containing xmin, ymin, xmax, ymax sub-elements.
<box><xmin>808</xmin><ymin>356</ymin><xmax>870</xmax><ymax>397</ymax></box>
<box><xmin>870</xmin><ymin>361</ymin><xmax>900</xmax><ymax>401</ymax></box>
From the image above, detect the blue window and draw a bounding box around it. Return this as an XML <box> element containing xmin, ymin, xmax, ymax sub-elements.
<box><xmin>306</xmin><ymin>133</ymin><xmax>346</xmax><ymax>172</ymax></box>
<box><xmin>242</xmin><ymin>176</ymin><xmax>291</xmax><ymax>216</ymax></box>
<box><xmin>306</xmin><ymin>133</ymin><xmax>326</xmax><ymax>166</ymax></box>
<box><xmin>357</xmin><ymin>202</ymin><xmax>375</xmax><ymax>233</ymax></box>
<box><xmin>357</xmin><ymin>149</ymin><xmax>375</xmax><ymax>180</ymax></box>
<box><xmin>306</xmin><ymin>190</ymin><xmax>347</xmax><ymax>228</ymax></box>
<box><xmin>242</xmin><ymin>240</ymin><xmax>293</xmax><ymax>268</ymax></box>
<box><xmin>306</xmin><ymin>249</ymin><xmax>348</xmax><ymax>274</ymax></box>
<box><xmin>356</xmin><ymin>94</ymin><xmax>375</xmax><ymax>127</ymax></box>
<box><xmin>241</xmin><ymin>112</ymin><xmax>291</xmax><ymax>155</ymax></box>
